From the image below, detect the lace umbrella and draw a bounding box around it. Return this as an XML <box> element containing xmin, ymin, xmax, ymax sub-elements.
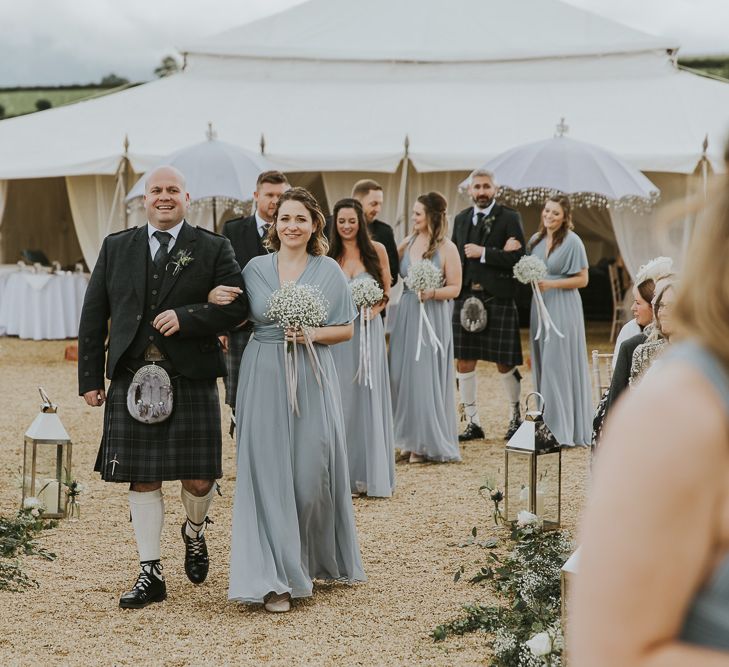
<box><xmin>462</xmin><ymin>121</ymin><xmax>660</xmax><ymax>213</ymax></box>
<box><xmin>125</xmin><ymin>124</ymin><xmax>276</xmax><ymax>227</ymax></box>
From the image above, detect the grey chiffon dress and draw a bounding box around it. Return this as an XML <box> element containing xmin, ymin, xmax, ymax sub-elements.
<box><xmin>671</xmin><ymin>341</ymin><xmax>729</xmax><ymax>650</ymax></box>
<box><xmin>228</xmin><ymin>253</ymin><xmax>366</xmax><ymax>603</ymax></box>
<box><xmin>529</xmin><ymin>231</ymin><xmax>592</xmax><ymax>446</ymax></box>
<box><xmin>389</xmin><ymin>246</ymin><xmax>461</xmax><ymax>462</ymax></box>
<box><xmin>330</xmin><ymin>272</ymin><xmax>396</xmax><ymax>497</ymax></box>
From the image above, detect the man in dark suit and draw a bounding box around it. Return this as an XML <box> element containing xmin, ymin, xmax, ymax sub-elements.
<box><xmin>219</xmin><ymin>170</ymin><xmax>289</xmax><ymax>411</ymax></box>
<box><xmin>452</xmin><ymin>169</ymin><xmax>526</xmax><ymax>441</ymax></box>
<box><xmin>78</xmin><ymin>166</ymin><xmax>247</xmax><ymax>609</ymax></box>
<box><xmin>351</xmin><ymin>179</ymin><xmax>399</xmax><ymax>287</ymax></box>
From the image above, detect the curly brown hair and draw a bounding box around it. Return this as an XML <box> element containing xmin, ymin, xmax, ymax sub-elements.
<box><xmin>528</xmin><ymin>193</ymin><xmax>574</xmax><ymax>252</ymax></box>
<box><xmin>266</xmin><ymin>187</ymin><xmax>329</xmax><ymax>256</ymax></box>
<box><xmin>416</xmin><ymin>191</ymin><xmax>448</xmax><ymax>260</ymax></box>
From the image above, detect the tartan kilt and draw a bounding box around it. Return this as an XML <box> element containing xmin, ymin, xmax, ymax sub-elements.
<box><xmin>224</xmin><ymin>327</ymin><xmax>252</xmax><ymax>407</ymax></box>
<box><xmin>94</xmin><ymin>370</ymin><xmax>222</xmax><ymax>482</ymax></box>
<box><xmin>452</xmin><ymin>292</ymin><xmax>523</xmax><ymax>366</ymax></box>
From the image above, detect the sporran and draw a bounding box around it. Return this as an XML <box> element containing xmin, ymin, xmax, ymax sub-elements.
<box><xmin>126</xmin><ymin>364</ymin><xmax>174</xmax><ymax>424</ymax></box>
<box><xmin>460</xmin><ymin>295</ymin><xmax>488</xmax><ymax>333</ymax></box>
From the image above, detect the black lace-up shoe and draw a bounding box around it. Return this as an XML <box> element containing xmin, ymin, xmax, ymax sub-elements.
<box><xmin>119</xmin><ymin>562</ymin><xmax>166</xmax><ymax>609</ymax></box>
<box><xmin>459</xmin><ymin>422</ymin><xmax>485</xmax><ymax>441</ymax></box>
<box><xmin>504</xmin><ymin>415</ymin><xmax>523</xmax><ymax>441</ymax></box>
<box><xmin>181</xmin><ymin>519</ymin><xmax>210</xmax><ymax>584</ymax></box>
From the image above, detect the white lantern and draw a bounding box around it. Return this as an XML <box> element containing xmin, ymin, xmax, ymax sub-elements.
<box><xmin>504</xmin><ymin>393</ymin><xmax>562</xmax><ymax>529</ymax></box>
<box><xmin>22</xmin><ymin>388</ymin><xmax>72</xmax><ymax>519</ymax></box>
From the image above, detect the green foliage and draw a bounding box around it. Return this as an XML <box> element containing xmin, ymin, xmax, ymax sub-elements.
<box><xmin>679</xmin><ymin>56</ymin><xmax>729</xmax><ymax>81</ymax></box>
<box><xmin>434</xmin><ymin>523</ymin><xmax>572</xmax><ymax>666</ymax></box>
<box><xmin>35</xmin><ymin>98</ymin><xmax>52</xmax><ymax>111</ymax></box>
<box><xmin>0</xmin><ymin>88</ymin><xmax>109</xmax><ymax>117</ymax></box>
<box><xmin>154</xmin><ymin>56</ymin><xmax>181</xmax><ymax>78</ymax></box>
<box><xmin>0</xmin><ymin>507</ymin><xmax>57</xmax><ymax>591</ymax></box>
<box><xmin>99</xmin><ymin>73</ymin><xmax>129</xmax><ymax>87</ymax></box>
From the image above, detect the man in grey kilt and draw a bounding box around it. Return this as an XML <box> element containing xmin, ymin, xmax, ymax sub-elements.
<box><xmin>219</xmin><ymin>170</ymin><xmax>289</xmax><ymax>418</ymax></box>
<box><xmin>78</xmin><ymin>166</ymin><xmax>248</xmax><ymax>609</ymax></box>
<box><xmin>452</xmin><ymin>169</ymin><xmax>526</xmax><ymax>441</ymax></box>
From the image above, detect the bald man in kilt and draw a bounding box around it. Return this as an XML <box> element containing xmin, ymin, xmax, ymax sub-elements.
<box><xmin>78</xmin><ymin>166</ymin><xmax>248</xmax><ymax>609</ymax></box>
<box><xmin>452</xmin><ymin>169</ymin><xmax>526</xmax><ymax>441</ymax></box>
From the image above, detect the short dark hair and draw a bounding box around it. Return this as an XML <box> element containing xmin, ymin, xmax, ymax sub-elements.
<box><xmin>256</xmin><ymin>170</ymin><xmax>288</xmax><ymax>189</ymax></box>
<box><xmin>351</xmin><ymin>179</ymin><xmax>383</xmax><ymax>199</ymax></box>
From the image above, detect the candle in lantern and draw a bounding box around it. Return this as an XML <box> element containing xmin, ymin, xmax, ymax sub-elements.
<box><xmin>37</xmin><ymin>478</ymin><xmax>60</xmax><ymax>514</ymax></box>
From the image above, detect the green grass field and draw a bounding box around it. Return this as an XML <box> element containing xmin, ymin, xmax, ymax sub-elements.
<box><xmin>0</xmin><ymin>88</ymin><xmax>112</xmax><ymax>117</ymax></box>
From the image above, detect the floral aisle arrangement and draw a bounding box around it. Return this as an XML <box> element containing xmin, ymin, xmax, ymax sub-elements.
<box><xmin>266</xmin><ymin>281</ymin><xmax>330</xmax><ymax>415</ymax></box>
<box><xmin>63</xmin><ymin>476</ymin><xmax>84</xmax><ymax>522</ymax></box>
<box><xmin>513</xmin><ymin>256</ymin><xmax>564</xmax><ymax>342</ymax></box>
<box><xmin>0</xmin><ymin>499</ymin><xmax>57</xmax><ymax>591</ymax></box>
<box><xmin>349</xmin><ymin>277</ymin><xmax>384</xmax><ymax>389</ymax></box>
<box><xmin>404</xmin><ymin>259</ymin><xmax>445</xmax><ymax>361</ymax></box>
<box><xmin>433</xmin><ymin>512</ymin><xmax>572</xmax><ymax>666</ymax></box>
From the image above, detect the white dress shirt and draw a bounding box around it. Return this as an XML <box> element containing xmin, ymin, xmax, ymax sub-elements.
<box><xmin>472</xmin><ymin>201</ymin><xmax>497</xmax><ymax>263</ymax></box>
<box><xmin>147</xmin><ymin>220</ymin><xmax>184</xmax><ymax>259</ymax></box>
<box><xmin>255</xmin><ymin>211</ymin><xmax>272</xmax><ymax>238</ymax></box>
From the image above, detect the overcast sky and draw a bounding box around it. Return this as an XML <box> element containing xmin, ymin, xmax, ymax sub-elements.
<box><xmin>0</xmin><ymin>0</ymin><xmax>727</xmax><ymax>86</ymax></box>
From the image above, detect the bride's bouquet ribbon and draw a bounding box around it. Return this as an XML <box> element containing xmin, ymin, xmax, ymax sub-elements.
<box><xmin>350</xmin><ymin>277</ymin><xmax>384</xmax><ymax>389</ymax></box>
<box><xmin>405</xmin><ymin>259</ymin><xmax>446</xmax><ymax>361</ymax></box>
<box><xmin>266</xmin><ymin>281</ymin><xmax>330</xmax><ymax>415</ymax></box>
<box><xmin>513</xmin><ymin>255</ymin><xmax>564</xmax><ymax>343</ymax></box>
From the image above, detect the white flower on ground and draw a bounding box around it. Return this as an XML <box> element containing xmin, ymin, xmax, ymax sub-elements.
<box><xmin>526</xmin><ymin>631</ymin><xmax>552</xmax><ymax>657</ymax></box>
<box><xmin>517</xmin><ymin>510</ymin><xmax>539</xmax><ymax>527</ymax></box>
<box><xmin>31</xmin><ymin>508</ymin><xmax>40</xmax><ymax>517</ymax></box>
<box><xmin>23</xmin><ymin>497</ymin><xmax>44</xmax><ymax>511</ymax></box>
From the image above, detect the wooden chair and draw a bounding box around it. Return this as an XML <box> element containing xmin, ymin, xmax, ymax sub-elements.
<box><xmin>608</xmin><ymin>263</ymin><xmax>629</xmax><ymax>343</ymax></box>
<box><xmin>591</xmin><ymin>349</ymin><xmax>614</xmax><ymax>406</ymax></box>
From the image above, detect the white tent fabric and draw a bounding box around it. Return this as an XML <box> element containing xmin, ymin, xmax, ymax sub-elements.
<box><xmin>0</xmin><ymin>0</ymin><xmax>727</xmax><ymax>269</ymax></box>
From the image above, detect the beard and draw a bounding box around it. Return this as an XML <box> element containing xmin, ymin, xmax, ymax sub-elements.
<box><xmin>472</xmin><ymin>194</ymin><xmax>493</xmax><ymax>208</ymax></box>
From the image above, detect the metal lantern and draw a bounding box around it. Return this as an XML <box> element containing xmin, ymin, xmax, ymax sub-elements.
<box><xmin>22</xmin><ymin>388</ymin><xmax>72</xmax><ymax>519</ymax></box>
<box><xmin>560</xmin><ymin>547</ymin><xmax>580</xmax><ymax>665</ymax></box>
<box><xmin>504</xmin><ymin>392</ymin><xmax>562</xmax><ymax>529</ymax></box>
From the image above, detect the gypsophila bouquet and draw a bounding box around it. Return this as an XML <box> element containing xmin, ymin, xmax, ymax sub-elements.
<box><xmin>22</xmin><ymin>497</ymin><xmax>45</xmax><ymax>519</ymax></box>
<box><xmin>405</xmin><ymin>259</ymin><xmax>444</xmax><ymax>293</ymax></box>
<box><xmin>349</xmin><ymin>278</ymin><xmax>384</xmax><ymax>389</ymax></box>
<box><xmin>513</xmin><ymin>255</ymin><xmax>564</xmax><ymax>342</ymax></box>
<box><xmin>405</xmin><ymin>259</ymin><xmax>445</xmax><ymax>361</ymax></box>
<box><xmin>266</xmin><ymin>281</ymin><xmax>329</xmax><ymax>415</ymax></box>
<box><xmin>350</xmin><ymin>277</ymin><xmax>384</xmax><ymax>309</ymax></box>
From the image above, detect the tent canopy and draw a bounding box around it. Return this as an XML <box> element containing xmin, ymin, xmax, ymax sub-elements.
<box><xmin>0</xmin><ymin>0</ymin><xmax>725</xmax><ymax>180</ymax></box>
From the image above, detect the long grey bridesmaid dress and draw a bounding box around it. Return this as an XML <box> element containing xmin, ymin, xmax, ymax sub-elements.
<box><xmin>330</xmin><ymin>272</ymin><xmax>396</xmax><ymax>497</ymax></box>
<box><xmin>529</xmin><ymin>231</ymin><xmax>592</xmax><ymax>446</ymax></box>
<box><xmin>228</xmin><ymin>253</ymin><xmax>366</xmax><ymax>604</ymax></box>
<box><xmin>389</xmin><ymin>245</ymin><xmax>461</xmax><ymax>462</ymax></box>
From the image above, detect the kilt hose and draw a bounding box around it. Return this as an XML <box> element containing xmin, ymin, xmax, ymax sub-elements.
<box><xmin>224</xmin><ymin>327</ymin><xmax>253</xmax><ymax>408</ymax></box>
<box><xmin>452</xmin><ymin>290</ymin><xmax>523</xmax><ymax>366</ymax></box>
<box><xmin>94</xmin><ymin>369</ymin><xmax>222</xmax><ymax>482</ymax></box>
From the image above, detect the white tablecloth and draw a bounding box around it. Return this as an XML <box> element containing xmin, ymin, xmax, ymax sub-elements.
<box><xmin>0</xmin><ymin>271</ymin><xmax>89</xmax><ymax>340</ymax></box>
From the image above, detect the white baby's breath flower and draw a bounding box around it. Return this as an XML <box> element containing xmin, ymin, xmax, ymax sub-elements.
<box><xmin>350</xmin><ymin>277</ymin><xmax>384</xmax><ymax>308</ymax></box>
<box><xmin>405</xmin><ymin>259</ymin><xmax>443</xmax><ymax>292</ymax></box>
<box><xmin>265</xmin><ymin>281</ymin><xmax>329</xmax><ymax>330</ymax></box>
<box><xmin>513</xmin><ymin>255</ymin><xmax>547</xmax><ymax>284</ymax></box>
<box><xmin>31</xmin><ymin>508</ymin><xmax>40</xmax><ymax>517</ymax></box>
<box><xmin>526</xmin><ymin>631</ymin><xmax>552</xmax><ymax>657</ymax></box>
<box><xmin>23</xmin><ymin>497</ymin><xmax>44</xmax><ymax>511</ymax></box>
<box><xmin>517</xmin><ymin>510</ymin><xmax>539</xmax><ymax>527</ymax></box>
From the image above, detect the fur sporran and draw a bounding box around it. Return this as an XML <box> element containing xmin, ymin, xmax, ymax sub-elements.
<box><xmin>460</xmin><ymin>296</ymin><xmax>488</xmax><ymax>333</ymax></box>
<box><xmin>126</xmin><ymin>364</ymin><xmax>174</xmax><ymax>424</ymax></box>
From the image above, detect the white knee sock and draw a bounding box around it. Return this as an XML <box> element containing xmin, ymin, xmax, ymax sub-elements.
<box><xmin>129</xmin><ymin>489</ymin><xmax>164</xmax><ymax>578</ymax></box>
<box><xmin>457</xmin><ymin>370</ymin><xmax>480</xmax><ymax>425</ymax></box>
<box><xmin>500</xmin><ymin>367</ymin><xmax>522</xmax><ymax>417</ymax></box>
<box><xmin>181</xmin><ymin>485</ymin><xmax>215</xmax><ymax>538</ymax></box>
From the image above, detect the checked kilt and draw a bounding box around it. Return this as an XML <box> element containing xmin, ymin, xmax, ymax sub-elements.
<box><xmin>94</xmin><ymin>369</ymin><xmax>222</xmax><ymax>482</ymax></box>
<box><xmin>452</xmin><ymin>290</ymin><xmax>523</xmax><ymax>366</ymax></box>
<box><xmin>224</xmin><ymin>327</ymin><xmax>253</xmax><ymax>408</ymax></box>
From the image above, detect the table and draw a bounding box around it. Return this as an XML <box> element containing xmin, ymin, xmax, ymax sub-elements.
<box><xmin>0</xmin><ymin>270</ymin><xmax>89</xmax><ymax>340</ymax></box>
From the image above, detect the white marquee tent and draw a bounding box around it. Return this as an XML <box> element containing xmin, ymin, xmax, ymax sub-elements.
<box><xmin>0</xmin><ymin>0</ymin><xmax>727</xmax><ymax>272</ymax></box>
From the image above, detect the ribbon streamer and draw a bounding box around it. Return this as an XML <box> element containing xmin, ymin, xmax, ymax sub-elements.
<box><xmin>530</xmin><ymin>281</ymin><xmax>565</xmax><ymax>342</ymax></box>
<box><xmin>415</xmin><ymin>298</ymin><xmax>445</xmax><ymax>361</ymax></box>
<box><xmin>353</xmin><ymin>307</ymin><xmax>375</xmax><ymax>389</ymax></box>
<box><xmin>284</xmin><ymin>327</ymin><xmax>328</xmax><ymax>415</ymax></box>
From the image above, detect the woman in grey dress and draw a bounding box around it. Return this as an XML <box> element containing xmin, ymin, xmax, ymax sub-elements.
<box><xmin>528</xmin><ymin>195</ymin><xmax>592</xmax><ymax>446</ymax></box>
<box><xmin>328</xmin><ymin>198</ymin><xmax>396</xmax><ymax>497</ymax></box>
<box><xmin>389</xmin><ymin>192</ymin><xmax>462</xmax><ymax>463</ymax></box>
<box><xmin>572</xmin><ymin>150</ymin><xmax>729</xmax><ymax>660</ymax></box>
<box><xmin>213</xmin><ymin>188</ymin><xmax>365</xmax><ymax>613</ymax></box>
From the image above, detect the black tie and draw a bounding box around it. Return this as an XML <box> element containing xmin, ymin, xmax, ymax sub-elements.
<box><xmin>153</xmin><ymin>231</ymin><xmax>172</xmax><ymax>269</ymax></box>
<box><xmin>476</xmin><ymin>212</ymin><xmax>485</xmax><ymax>227</ymax></box>
<box><xmin>261</xmin><ymin>223</ymin><xmax>272</xmax><ymax>237</ymax></box>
